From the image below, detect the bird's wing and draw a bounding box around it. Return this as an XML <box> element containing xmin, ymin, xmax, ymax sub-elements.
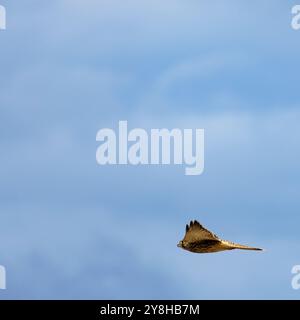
<box><xmin>183</xmin><ymin>220</ymin><xmax>220</xmax><ymax>242</ymax></box>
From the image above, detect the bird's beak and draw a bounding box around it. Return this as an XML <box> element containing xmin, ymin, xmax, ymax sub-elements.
<box><xmin>177</xmin><ymin>242</ymin><xmax>182</xmax><ymax>248</ymax></box>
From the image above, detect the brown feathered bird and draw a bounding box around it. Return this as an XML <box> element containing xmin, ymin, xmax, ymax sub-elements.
<box><xmin>177</xmin><ymin>220</ymin><xmax>263</xmax><ymax>253</ymax></box>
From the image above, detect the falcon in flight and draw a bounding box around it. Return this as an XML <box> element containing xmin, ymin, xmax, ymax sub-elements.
<box><xmin>177</xmin><ymin>220</ymin><xmax>263</xmax><ymax>253</ymax></box>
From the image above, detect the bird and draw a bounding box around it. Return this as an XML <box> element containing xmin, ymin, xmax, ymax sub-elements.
<box><xmin>177</xmin><ymin>220</ymin><xmax>263</xmax><ymax>254</ymax></box>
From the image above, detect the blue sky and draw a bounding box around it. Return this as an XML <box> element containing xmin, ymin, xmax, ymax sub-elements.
<box><xmin>0</xmin><ymin>0</ymin><xmax>300</xmax><ymax>299</ymax></box>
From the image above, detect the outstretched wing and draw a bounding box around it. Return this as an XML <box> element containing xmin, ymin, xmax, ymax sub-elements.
<box><xmin>183</xmin><ymin>220</ymin><xmax>220</xmax><ymax>243</ymax></box>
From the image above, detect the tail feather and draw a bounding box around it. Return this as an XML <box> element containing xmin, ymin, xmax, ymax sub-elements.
<box><xmin>222</xmin><ymin>240</ymin><xmax>263</xmax><ymax>251</ymax></box>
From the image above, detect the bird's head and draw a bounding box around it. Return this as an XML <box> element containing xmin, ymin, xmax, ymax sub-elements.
<box><xmin>177</xmin><ymin>240</ymin><xmax>185</xmax><ymax>248</ymax></box>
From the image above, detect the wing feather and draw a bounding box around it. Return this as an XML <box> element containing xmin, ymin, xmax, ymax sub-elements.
<box><xmin>183</xmin><ymin>220</ymin><xmax>220</xmax><ymax>242</ymax></box>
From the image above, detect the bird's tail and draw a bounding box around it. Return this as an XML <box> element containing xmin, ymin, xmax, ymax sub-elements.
<box><xmin>222</xmin><ymin>240</ymin><xmax>263</xmax><ymax>251</ymax></box>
